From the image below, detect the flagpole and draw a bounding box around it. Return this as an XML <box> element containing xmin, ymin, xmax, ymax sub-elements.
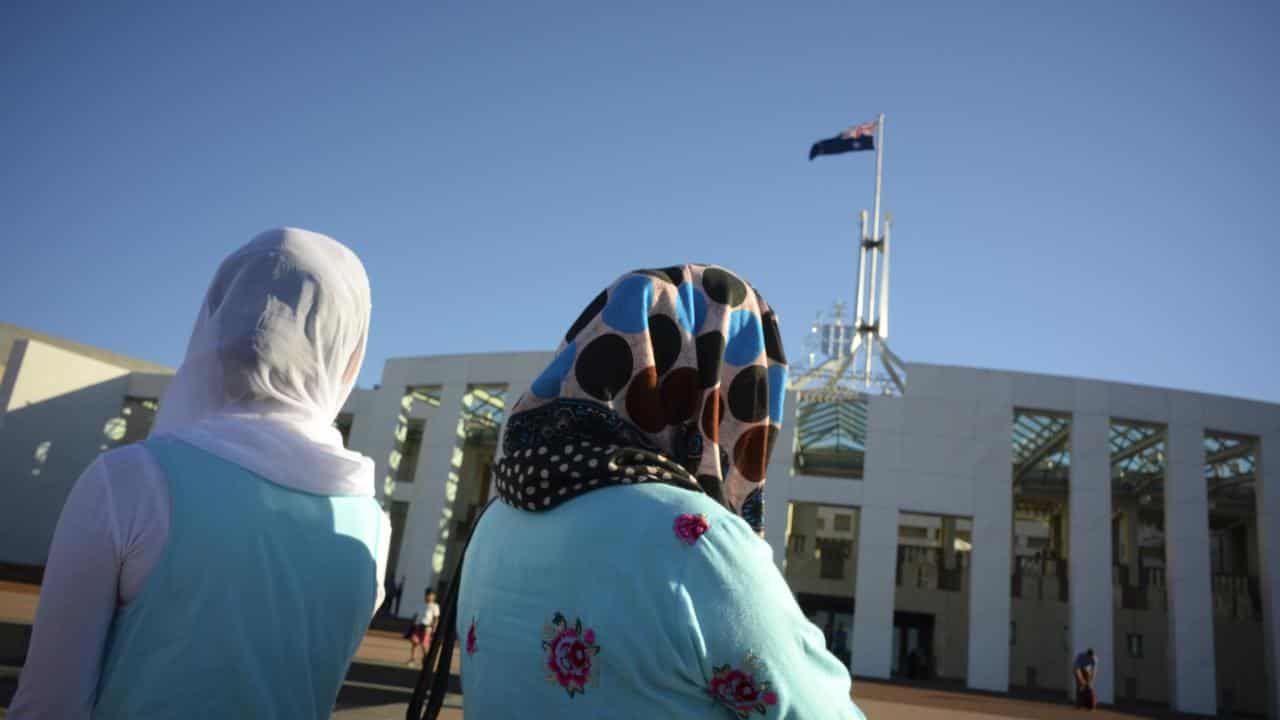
<box><xmin>871</xmin><ymin>112</ymin><xmax>886</xmax><ymax>244</ymax></box>
<box><xmin>863</xmin><ymin>112</ymin><xmax>885</xmax><ymax>389</ymax></box>
<box><xmin>853</xmin><ymin>210</ymin><xmax>869</xmax><ymax>331</ymax></box>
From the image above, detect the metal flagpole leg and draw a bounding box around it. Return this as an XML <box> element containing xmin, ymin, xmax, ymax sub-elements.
<box><xmin>867</xmin><ymin>113</ymin><xmax>886</xmax><ymax>390</ymax></box>
<box><xmin>853</xmin><ymin>210</ymin><xmax>869</xmax><ymax>331</ymax></box>
<box><xmin>871</xmin><ymin>113</ymin><xmax>886</xmax><ymax>244</ymax></box>
<box><xmin>864</xmin><ymin>245</ymin><xmax>880</xmax><ymax>389</ymax></box>
<box><xmin>878</xmin><ymin>216</ymin><xmax>891</xmax><ymax>339</ymax></box>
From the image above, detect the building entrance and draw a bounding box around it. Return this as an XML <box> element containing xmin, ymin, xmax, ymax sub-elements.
<box><xmin>797</xmin><ymin>593</ymin><xmax>854</xmax><ymax>667</ymax></box>
<box><xmin>891</xmin><ymin>611</ymin><xmax>935</xmax><ymax>680</ymax></box>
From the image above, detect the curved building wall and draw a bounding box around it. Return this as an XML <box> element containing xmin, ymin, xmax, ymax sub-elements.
<box><xmin>3</xmin><ymin>337</ymin><xmax>1277</xmax><ymax>717</ymax></box>
<box><xmin>349</xmin><ymin>354</ymin><xmax>1277</xmax><ymax>717</ymax></box>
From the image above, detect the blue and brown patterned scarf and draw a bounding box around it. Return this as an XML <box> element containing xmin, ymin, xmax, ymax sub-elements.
<box><xmin>494</xmin><ymin>264</ymin><xmax>788</xmax><ymax>532</ymax></box>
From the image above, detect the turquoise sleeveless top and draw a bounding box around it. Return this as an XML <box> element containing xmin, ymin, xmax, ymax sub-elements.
<box><xmin>457</xmin><ymin>483</ymin><xmax>866</xmax><ymax>719</ymax></box>
<box><xmin>93</xmin><ymin>436</ymin><xmax>382</xmax><ymax>719</ymax></box>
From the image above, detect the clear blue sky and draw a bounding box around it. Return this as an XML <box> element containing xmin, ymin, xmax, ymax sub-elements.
<box><xmin>3</xmin><ymin>1</ymin><xmax>1278</xmax><ymax>401</ymax></box>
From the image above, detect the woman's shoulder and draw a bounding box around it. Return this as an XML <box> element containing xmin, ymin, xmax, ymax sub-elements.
<box><xmin>87</xmin><ymin>442</ymin><xmax>169</xmax><ymax>504</ymax></box>
<box><xmin>528</xmin><ymin>482</ymin><xmax>746</xmax><ymax>540</ymax></box>
<box><xmin>470</xmin><ymin>483</ymin><xmax>764</xmax><ymax>588</ymax></box>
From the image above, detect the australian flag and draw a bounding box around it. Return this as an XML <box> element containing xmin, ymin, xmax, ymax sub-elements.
<box><xmin>808</xmin><ymin>120</ymin><xmax>876</xmax><ymax>161</ymax></box>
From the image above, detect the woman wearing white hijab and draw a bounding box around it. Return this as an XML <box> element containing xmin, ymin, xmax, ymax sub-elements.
<box><xmin>11</xmin><ymin>228</ymin><xmax>391</xmax><ymax>719</ymax></box>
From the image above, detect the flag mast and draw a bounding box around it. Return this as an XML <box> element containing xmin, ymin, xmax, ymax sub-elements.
<box><xmin>852</xmin><ymin>111</ymin><xmax>905</xmax><ymax>394</ymax></box>
<box><xmin>861</xmin><ymin>113</ymin><xmax>886</xmax><ymax>388</ymax></box>
<box><xmin>871</xmin><ymin>112</ymin><xmax>885</xmax><ymax>250</ymax></box>
<box><xmin>793</xmin><ymin>112</ymin><xmax>906</xmax><ymax>399</ymax></box>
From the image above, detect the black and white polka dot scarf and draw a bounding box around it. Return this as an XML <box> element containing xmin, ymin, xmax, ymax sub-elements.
<box><xmin>495</xmin><ymin>264</ymin><xmax>788</xmax><ymax>532</ymax></box>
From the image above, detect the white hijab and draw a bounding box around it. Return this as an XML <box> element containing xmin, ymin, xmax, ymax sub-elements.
<box><xmin>151</xmin><ymin>227</ymin><xmax>375</xmax><ymax>497</ymax></box>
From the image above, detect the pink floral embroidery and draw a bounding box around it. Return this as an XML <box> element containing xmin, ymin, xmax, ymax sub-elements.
<box><xmin>465</xmin><ymin>618</ymin><xmax>478</xmax><ymax>655</ymax></box>
<box><xmin>674</xmin><ymin>513</ymin><xmax>710</xmax><ymax>544</ymax></box>
<box><xmin>707</xmin><ymin>653</ymin><xmax>777</xmax><ymax>718</ymax></box>
<box><xmin>541</xmin><ymin>612</ymin><xmax>601</xmax><ymax>697</ymax></box>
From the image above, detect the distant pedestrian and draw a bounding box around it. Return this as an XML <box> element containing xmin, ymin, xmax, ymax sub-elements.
<box><xmin>1073</xmin><ymin>648</ymin><xmax>1098</xmax><ymax>710</ymax></box>
<box><xmin>407</xmin><ymin>589</ymin><xmax>441</xmax><ymax>666</ymax></box>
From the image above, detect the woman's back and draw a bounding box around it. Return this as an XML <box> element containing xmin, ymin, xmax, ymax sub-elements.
<box><xmin>94</xmin><ymin>437</ymin><xmax>382</xmax><ymax>719</ymax></box>
<box><xmin>424</xmin><ymin>264</ymin><xmax>863</xmax><ymax>719</ymax></box>
<box><xmin>459</xmin><ymin>482</ymin><xmax>863</xmax><ymax>719</ymax></box>
<box><xmin>10</xmin><ymin>228</ymin><xmax>387</xmax><ymax>719</ymax></box>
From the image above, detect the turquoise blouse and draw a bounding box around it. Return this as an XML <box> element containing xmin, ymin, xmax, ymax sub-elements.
<box><xmin>93</xmin><ymin>437</ymin><xmax>383</xmax><ymax>719</ymax></box>
<box><xmin>457</xmin><ymin>482</ymin><xmax>866</xmax><ymax>719</ymax></box>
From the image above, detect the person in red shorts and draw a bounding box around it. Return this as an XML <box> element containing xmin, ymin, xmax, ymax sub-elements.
<box><xmin>407</xmin><ymin>589</ymin><xmax>440</xmax><ymax>666</ymax></box>
<box><xmin>1073</xmin><ymin>648</ymin><xmax>1098</xmax><ymax>710</ymax></box>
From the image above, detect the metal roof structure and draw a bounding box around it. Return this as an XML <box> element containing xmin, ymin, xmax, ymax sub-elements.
<box><xmin>794</xmin><ymin>397</ymin><xmax>867</xmax><ymax>478</ymax></box>
<box><xmin>1204</xmin><ymin>431</ymin><xmax>1257</xmax><ymax>509</ymax></box>
<box><xmin>1012</xmin><ymin>411</ymin><xmax>1071</xmax><ymax>481</ymax></box>
<box><xmin>461</xmin><ymin>385</ymin><xmax>506</xmax><ymax>442</ymax></box>
<box><xmin>1005</xmin><ymin>412</ymin><xmax>1257</xmax><ymax>513</ymax></box>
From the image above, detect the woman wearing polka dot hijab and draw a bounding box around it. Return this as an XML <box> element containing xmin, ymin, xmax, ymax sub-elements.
<box><xmin>496</xmin><ymin>264</ymin><xmax>788</xmax><ymax>529</ymax></box>
<box><xmin>412</xmin><ymin>266</ymin><xmax>866</xmax><ymax>720</ymax></box>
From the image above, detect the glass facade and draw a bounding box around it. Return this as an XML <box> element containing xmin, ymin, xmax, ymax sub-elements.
<box><xmin>1110</xmin><ymin>419</ymin><xmax>1168</xmax><ymax>705</ymax></box>
<box><xmin>784</xmin><ymin>502</ymin><xmax>859</xmax><ymax>666</ymax></box>
<box><xmin>1205</xmin><ymin>431</ymin><xmax>1265</xmax><ymax>715</ymax></box>
<box><xmin>384</xmin><ymin>500</ymin><xmax>410</xmax><ymax>588</ymax></box>
<box><xmin>793</xmin><ymin>396</ymin><xmax>866</xmax><ymax>479</ymax></box>
<box><xmin>1010</xmin><ymin>409</ymin><xmax>1071</xmax><ymax>691</ymax></box>
<box><xmin>893</xmin><ymin>511</ymin><xmax>971</xmax><ymax>681</ymax></box>
<box><xmin>383</xmin><ymin>386</ymin><xmax>440</xmax><ymax>495</ymax></box>
<box><xmin>435</xmin><ymin>384</ymin><xmax>507</xmax><ymax>586</ymax></box>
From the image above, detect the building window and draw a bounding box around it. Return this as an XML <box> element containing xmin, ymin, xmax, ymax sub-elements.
<box><xmin>818</xmin><ymin>539</ymin><xmax>851</xmax><ymax>579</ymax></box>
<box><xmin>789</xmin><ymin>534</ymin><xmax>807</xmax><ymax>553</ymax></box>
<box><xmin>1010</xmin><ymin>621</ymin><xmax>1016</xmax><ymax>646</ymax></box>
<box><xmin>794</xmin><ymin>395</ymin><xmax>867</xmax><ymax>479</ymax></box>
<box><xmin>834</xmin><ymin>513</ymin><xmax>852</xmax><ymax>532</ymax></box>
<box><xmin>1127</xmin><ymin>633</ymin><xmax>1143</xmax><ymax>659</ymax></box>
<box><xmin>396</xmin><ymin>420</ymin><xmax>424</xmax><ymax>483</ymax></box>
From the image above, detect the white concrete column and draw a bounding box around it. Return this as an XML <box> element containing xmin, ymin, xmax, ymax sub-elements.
<box><xmin>1164</xmin><ymin>422</ymin><xmax>1216</xmax><ymax>715</ymax></box>
<box><xmin>764</xmin><ymin>468</ymin><xmax>792</xmax><ymax>570</ymax></box>
<box><xmin>1257</xmin><ymin>428</ymin><xmax>1280</xmax><ymax>720</ymax></box>
<box><xmin>967</xmin><ymin>464</ymin><xmax>1012</xmax><ymax>692</ymax></box>
<box><xmin>765</xmin><ymin>391</ymin><xmax>799</xmax><ymax>570</ymax></box>
<box><xmin>399</xmin><ymin>382</ymin><xmax>467</xmax><ymax>603</ymax></box>
<box><xmin>851</xmin><ymin>504</ymin><xmax>896</xmax><ymax>679</ymax></box>
<box><xmin>1069</xmin><ymin>413</ymin><xmax>1114</xmax><ymax>704</ymax></box>
<box><xmin>352</xmin><ymin>383</ymin><xmax>407</xmax><ymax>503</ymax></box>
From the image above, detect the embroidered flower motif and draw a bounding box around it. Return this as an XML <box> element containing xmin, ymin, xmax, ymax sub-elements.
<box><xmin>674</xmin><ymin>513</ymin><xmax>710</xmax><ymax>545</ymax></box>
<box><xmin>541</xmin><ymin>612</ymin><xmax>601</xmax><ymax>697</ymax></box>
<box><xmin>707</xmin><ymin>653</ymin><xmax>778</xmax><ymax>718</ymax></box>
<box><xmin>466</xmin><ymin>618</ymin><xmax>478</xmax><ymax>655</ymax></box>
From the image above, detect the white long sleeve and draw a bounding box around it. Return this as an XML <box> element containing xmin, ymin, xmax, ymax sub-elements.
<box><xmin>9</xmin><ymin>443</ymin><xmax>391</xmax><ymax>718</ymax></box>
<box><xmin>8</xmin><ymin>448</ymin><xmax>161</xmax><ymax>719</ymax></box>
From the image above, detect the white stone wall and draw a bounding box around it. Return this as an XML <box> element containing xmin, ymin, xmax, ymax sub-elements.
<box><xmin>0</xmin><ymin>341</ymin><xmax>373</xmax><ymax>570</ymax></box>
<box><xmin>0</xmin><ymin>339</ymin><xmax>133</xmax><ymax>565</ymax></box>
<box><xmin>775</xmin><ymin>362</ymin><xmax>1280</xmax><ymax>715</ymax></box>
<box><xmin>5</xmin><ymin>336</ymin><xmax>1278</xmax><ymax>716</ymax></box>
<box><xmin>345</xmin><ymin>352</ymin><xmax>551</xmax><ymax>611</ymax></box>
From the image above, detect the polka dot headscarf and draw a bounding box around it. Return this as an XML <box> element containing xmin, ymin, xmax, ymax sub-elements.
<box><xmin>494</xmin><ymin>265</ymin><xmax>788</xmax><ymax>532</ymax></box>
